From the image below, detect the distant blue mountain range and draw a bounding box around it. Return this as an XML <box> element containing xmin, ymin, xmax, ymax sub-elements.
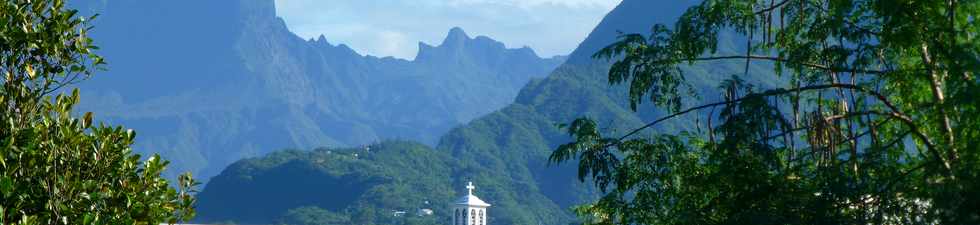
<box><xmin>69</xmin><ymin>0</ymin><xmax>565</xmax><ymax>180</ymax></box>
<box><xmin>67</xmin><ymin>0</ymin><xmax>786</xmax><ymax>224</ymax></box>
<box><xmin>192</xmin><ymin>0</ymin><xmax>786</xmax><ymax>224</ymax></box>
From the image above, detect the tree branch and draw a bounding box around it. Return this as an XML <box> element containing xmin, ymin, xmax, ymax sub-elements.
<box><xmin>615</xmin><ymin>83</ymin><xmax>861</xmax><ymax>143</ymax></box>
<box><xmin>919</xmin><ymin>42</ymin><xmax>958</xmax><ymax>164</ymax></box>
<box><xmin>609</xmin><ymin>83</ymin><xmax>947</xmax><ymax>172</ymax></box>
<box><xmin>754</xmin><ymin>0</ymin><xmax>792</xmax><ymax>15</ymax></box>
<box><xmin>676</xmin><ymin>55</ymin><xmax>892</xmax><ymax>75</ymax></box>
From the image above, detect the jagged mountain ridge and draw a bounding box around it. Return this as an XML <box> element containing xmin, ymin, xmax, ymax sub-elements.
<box><xmin>195</xmin><ymin>0</ymin><xmax>783</xmax><ymax>224</ymax></box>
<box><xmin>432</xmin><ymin>0</ymin><xmax>779</xmax><ymax>223</ymax></box>
<box><xmin>71</xmin><ymin>0</ymin><xmax>565</xmax><ymax>180</ymax></box>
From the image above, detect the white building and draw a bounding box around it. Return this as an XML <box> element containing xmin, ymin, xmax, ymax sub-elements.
<box><xmin>417</xmin><ymin>208</ymin><xmax>434</xmax><ymax>216</ymax></box>
<box><xmin>451</xmin><ymin>182</ymin><xmax>490</xmax><ymax>225</ymax></box>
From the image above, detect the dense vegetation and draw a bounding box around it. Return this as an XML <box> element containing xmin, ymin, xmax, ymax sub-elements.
<box><xmin>195</xmin><ymin>141</ymin><xmax>453</xmax><ymax>225</ymax></box>
<box><xmin>432</xmin><ymin>0</ymin><xmax>779</xmax><ymax>224</ymax></box>
<box><xmin>0</xmin><ymin>0</ymin><xmax>195</xmax><ymax>224</ymax></box>
<box><xmin>195</xmin><ymin>1</ymin><xmax>784</xmax><ymax>225</ymax></box>
<box><xmin>68</xmin><ymin>0</ymin><xmax>565</xmax><ymax>181</ymax></box>
<box><xmin>551</xmin><ymin>0</ymin><xmax>980</xmax><ymax>224</ymax></box>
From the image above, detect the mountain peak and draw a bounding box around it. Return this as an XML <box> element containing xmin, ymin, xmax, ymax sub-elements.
<box><xmin>316</xmin><ymin>34</ymin><xmax>330</xmax><ymax>45</ymax></box>
<box><xmin>414</xmin><ymin>27</ymin><xmax>551</xmax><ymax>65</ymax></box>
<box><xmin>443</xmin><ymin>27</ymin><xmax>471</xmax><ymax>46</ymax></box>
<box><xmin>566</xmin><ymin>0</ymin><xmax>700</xmax><ymax>64</ymax></box>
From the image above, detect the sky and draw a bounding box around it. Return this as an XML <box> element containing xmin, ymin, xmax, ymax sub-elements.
<box><xmin>273</xmin><ymin>0</ymin><xmax>622</xmax><ymax>60</ymax></box>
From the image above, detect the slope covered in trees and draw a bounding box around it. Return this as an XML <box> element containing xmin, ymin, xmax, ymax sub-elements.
<box><xmin>432</xmin><ymin>0</ymin><xmax>779</xmax><ymax>223</ymax></box>
<box><xmin>195</xmin><ymin>141</ymin><xmax>453</xmax><ymax>224</ymax></box>
<box><xmin>196</xmin><ymin>140</ymin><xmax>576</xmax><ymax>225</ymax></box>
<box><xmin>68</xmin><ymin>0</ymin><xmax>564</xmax><ymax>180</ymax></box>
<box><xmin>195</xmin><ymin>0</ymin><xmax>784</xmax><ymax>224</ymax></box>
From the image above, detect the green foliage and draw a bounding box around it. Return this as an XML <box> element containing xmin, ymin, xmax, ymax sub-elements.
<box><xmin>199</xmin><ymin>136</ymin><xmax>590</xmax><ymax>225</ymax></box>
<box><xmin>0</xmin><ymin>0</ymin><xmax>196</xmax><ymax>224</ymax></box>
<box><xmin>198</xmin><ymin>2</ymin><xmax>781</xmax><ymax>225</ymax></box>
<box><xmin>553</xmin><ymin>0</ymin><xmax>980</xmax><ymax>224</ymax></box>
<box><xmin>277</xmin><ymin>206</ymin><xmax>351</xmax><ymax>225</ymax></box>
<box><xmin>195</xmin><ymin>2</ymin><xmax>793</xmax><ymax>224</ymax></box>
<box><xmin>195</xmin><ymin>141</ymin><xmax>453</xmax><ymax>225</ymax></box>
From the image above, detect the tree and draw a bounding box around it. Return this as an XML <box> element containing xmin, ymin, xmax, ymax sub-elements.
<box><xmin>0</xmin><ymin>0</ymin><xmax>197</xmax><ymax>224</ymax></box>
<box><xmin>276</xmin><ymin>206</ymin><xmax>351</xmax><ymax>225</ymax></box>
<box><xmin>551</xmin><ymin>0</ymin><xmax>979</xmax><ymax>224</ymax></box>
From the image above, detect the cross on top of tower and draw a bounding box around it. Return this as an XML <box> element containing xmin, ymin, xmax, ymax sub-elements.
<box><xmin>466</xmin><ymin>182</ymin><xmax>475</xmax><ymax>195</ymax></box>
<box><xmin>453</xmin><ymin>181</ymin><xmax>490</xmax><ymax>225</ymax></box>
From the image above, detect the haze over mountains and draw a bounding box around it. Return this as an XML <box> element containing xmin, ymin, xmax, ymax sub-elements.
<box><xmin>70</xmin><ymin>0</ymin><xmax>564</xmax><ymax>179</ymax></box>
<box><xmin>67</xmin><ymin>0</ymin><xmax>785</xmax><ymax>224</ymax></box>
<box><xmin>194</xmin><ymin>0</ymin><xmax>781</xmax><ymax>224</ymax></box>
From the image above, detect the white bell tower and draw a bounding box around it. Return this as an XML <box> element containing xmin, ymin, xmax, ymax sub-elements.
<box><xmin>451</xmin><ymin>182</ymin><xmax>490</xmax><ymax>225</ymax></box>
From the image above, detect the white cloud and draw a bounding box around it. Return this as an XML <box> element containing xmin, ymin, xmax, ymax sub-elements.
<box><xmin>376</xmin><ymin>30</ymin><xmax>412</xmax><ymax>58</ymax></box>
<box><xmin>273</xmin><ymin>0</ymin><xmax>621</xmax><ymax>59</ymax></box>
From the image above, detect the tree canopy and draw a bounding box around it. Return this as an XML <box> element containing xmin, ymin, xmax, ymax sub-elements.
<box><xmin>551</xmin><ymin>0</ymin><xmax>980</xmax><ymax>224</ymax></box>
<box><xmin>0</xmin><ymin>0</ymin><xmax>196</xmax><ymax>224</ymax></box>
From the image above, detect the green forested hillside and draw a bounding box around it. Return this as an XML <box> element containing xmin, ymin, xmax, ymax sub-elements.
<box><xmin>196</xmin><ymin>141</ymin><xmax>452</xmax><ymax>224</ymax></box>
<box><xmin>195</xmin><ymin>140</ymin><xmax>570</xmax><ymax>225</ymax></box>
<box><xmin>431</xmin><ymin>0</ymin><xmax>781</xmax><ymax>223</ymax></box>
<box><xmin>195</xmin><ymin>0</ymin><xmax>787</xmax><ymax>224</ymax></box>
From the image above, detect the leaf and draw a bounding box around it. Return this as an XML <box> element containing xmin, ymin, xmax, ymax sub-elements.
<box><xmin>72</xmin><ymin>88</ymin><xmax>81</xmax><ymax>104</ymax></box>
<box><xmin>126</xmin><ymin>129</ymin><xmax>136</xmax><ymax>142</ymax></box>
<box><xmin>82</xmin><ymin>112</ymin><xmax>93</xmax><ymax>128</ymax></box>
<box><xmin>25</xmin><ymin>65</ymin><xmax>36</xmax><ymax>79</ymax></box>
<box><xmin>82</xmin><ymin>213</ymin><xmax>93</xmax><ymax>225</ymax></box>
<box><xmin>0</xmin><ymin>176</ymin><xmax>12</xmax><ymax>198</ymax></box>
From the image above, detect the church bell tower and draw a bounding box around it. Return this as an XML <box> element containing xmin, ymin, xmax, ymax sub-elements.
<box><xmin>451</xmin><ymin>182</ymin><xmax>490</xmax><ymax>225</ymax></box>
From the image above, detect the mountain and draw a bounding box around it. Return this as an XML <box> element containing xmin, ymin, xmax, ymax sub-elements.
<box><xmin>195</xmin><ymin>141</ymin><xmax>455</xmax><ymax>225</ymax></box>
<box><xmin>195</xmin><ymin>139</ymin><xmax>578</xmax><ymax>225</ymax></box>
<box><xmin>69</xmin><ymin>0</ymin><xmax>564</xmax><ymax>180</ymax></box>
<box><xmin>195</xmin><ymin>138</ymin><xmax>585</xmax><ymax>225</ymax></box>
<box><xmin>195</xmin><ymin>0</ymin><xmax>785</xmax><ymax>224</ymax></box>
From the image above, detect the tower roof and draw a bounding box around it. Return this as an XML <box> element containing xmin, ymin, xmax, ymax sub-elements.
<box><xmin>454</xmin><ymin>182</ymin><xmax>491</xmax><ymax>207</ymax></box>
